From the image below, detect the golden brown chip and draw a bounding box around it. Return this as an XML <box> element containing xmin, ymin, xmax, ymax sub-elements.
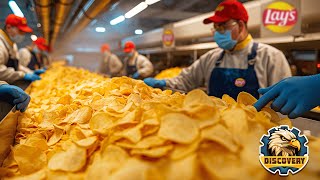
<box><xmin>158</xmin><ymin>113</ymin><xmax>199</xmax><ymax>144</ymax></box>
<box><xmin>237</xmin><ymin>92</ymin><xmax>257</xmax><ymax>106</ymax></box>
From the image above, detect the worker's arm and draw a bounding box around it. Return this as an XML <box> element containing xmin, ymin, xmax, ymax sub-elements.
<box><xmin>137</xmin><ymin>56</ymin><xmax>154</xmax><ymax>78</ymax></box>
<box><xmin>266</xmin><ymin>50</ymin><xmax>292</xmax><ymax>86</ymax></box>
<box><xmin>0</xmin><ymin>51</ymin><xmax>25</xmax><ymax>83</ymax></box>
<box><xmin>109</xmin><ymin>54</ymin><xmax>123</xmax><ymax>77</ymax></box>
<box><xmin>18</xmin><ymin>48</ymin><xmax>31</xmax><ymax>67</ymax></box>
<box><xmin>0</xmin><ymin>81</ymin><xmax>7</xmax><ymax>85</ymax></box>
<box><xmin>164</xmin><ymin>60</ymin><xmax>205</xmax><ymax>92</ymax></box>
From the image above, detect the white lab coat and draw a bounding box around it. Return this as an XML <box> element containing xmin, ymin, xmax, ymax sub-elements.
<box><xmin>166</xmin><ymin>40</ymin><xmax>292</xmax><ymax>93</ymax></box>
<box><xmin>18</xmin><ymin>47</ymin><xmax>32</xmax><ymax>67</ymax></box>
<box><xmin>0</xmin><ymin>30</ymin><xmax>31</xmax><ymax>83</ymax></box>
<box><xmin>97</xmin><ymin>51</ymin><xmax>123</xmax><ymax>77</ymax></box>
<box><xmin>123</xmin><ymin>53</ymin><xmax>154</xmax><ymax>78</ymax></box>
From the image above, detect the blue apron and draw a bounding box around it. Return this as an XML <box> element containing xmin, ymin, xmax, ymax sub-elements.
<box><xmin>27</xmin><ymin>50</ymin><xmax>40</xmax><ymax>70</ymax></box>
<box><xmin>208</xmin><ymin>42</ymin><xmax>260</xmax><ymax>99</ymax></box>
<box><xmin>126</xmin><ymin>56</ymin><xmax>138</xmax><ymax>77</ymax></box>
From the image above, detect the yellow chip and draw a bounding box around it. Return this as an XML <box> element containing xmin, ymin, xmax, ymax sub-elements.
<box><xmin>48</xmin><ymin>143</ymin><xmax>86</xmax><ymax>172</ymax></box>
<box><xmin>47</xmin><ymin>125</ymin><xmax>64</xmax><ymax>146</ymax></box>
<box><xmin>131</xmin><ymin>145</ymin><xmax>173</xmax><ymax>158</ymax></box>
<box><xmin>165</xmin><ymin>154</ymin><xmax>197</xmax><ymax>180</ymax></box>
<box><xmin>276</xmin><ymin>117</ymin><xmax>293</xmax><ymax>128</ymax></box>
<box><xmin>201</xmin><ymin>124</ymin><xmax>238</xmax><ymax>153</ymax></box>
<box><xmin>262</xmin><ymin>107</ymin><xmax>281</xmax><ymax>122</ymax></box>
<box><xmin>89</xmin><ymin>112</ymin><xmax>117</xmax><ymax>135</ymax></box>
<box><xmin>158</xmin><ymin>113</ymin><xmax>199</xmax><ymax>144</ymax></box>
<box><xmin>237</xmin><ymin>92</ymin><xmax>257</xmax><ymax>106</ymax></box>
<box><xmin>170</xmin><ymin>137</ymin><xmax>200</xmax><ymax>160</ymax></box>
<box><xmin>222</xmin><ymin>94</ymin><xmax>237</xmax><ymax>105</ymax></box>
<box><xmin>62</xmin><ymin>106</ymin><xmax>93</xmax><ymax>124</ymax></box>
<box><xmin>221</xmin><ymin>105</ymin><xmax>248</xmax><ymax>135</ymax></box>
<box><xmin>74</xmin><ymin>136</ymin><xmax>98</xmax><ymax>148</ymax></box>
<box><xmin>13</xmin><ymin>145</ymin><xmax>47</xmax><ymax>175</ymax></box>
<box><xmin>183</xmin><ymin>89</ymin><xmax>214</xmax><ymax>108</ymax></box>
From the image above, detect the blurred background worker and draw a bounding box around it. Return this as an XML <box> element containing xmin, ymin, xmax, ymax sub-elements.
<box><xmin>18</xmin><ymin>37</ymin><xmax>47</xmax><ymax>74</ymax></box>
<box><xmin>254</xmin><ymin>74</ymin><xmax>320</xmax><ymax>119</ymax></box>
<box><xmin>0</xmin><ymin>14</ymin><xmax>40</xmax><ymax>83</ymax></box>
<box><xmin>0</xmin><ymin>81</ymin><xmax>30</xmax><ymax>112</ymax></box>
<box><xmin>97</xmin><ymin>43</ymin><xmax>122</xmax><ymax>77</ymax></box>
<box><xmin>123</xmin><ymin>41</ymin><xmax>154</xmax><ymax>79</ymax></box>
<box><xmin>144</xmin><ymin>0</ymin><xmax>291</xmax><ymax>99</ymax></box>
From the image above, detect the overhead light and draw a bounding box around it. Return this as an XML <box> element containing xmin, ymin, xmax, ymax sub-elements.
<box><xmin>95</xmin><ymin>27</ymin><xmax>106</xmax><ymax>33</ymax></box>
<box><xmin>110</xmin><ymin>15</ymin><xmax>125</xmax><ymax>26</ymax></box>
<box><xmin>135</xmin><ymin>29</ymin><xmax>143</xmax><ymax>35</ymax></box>
<box><xmin>125</xmin><ymin>2</ymin><xmax>148</xmax><ymax>19</ymax></box>
<box><xmin>8</xmin><ymin>1</ymin><xmax>24</xmax><ymax>17</ymax></box>
<box><xmin>37</xmin><ymin>23</ymin><xmax>41</xmax><ymax>28</ymax></box>
<box><xmin>145</xmin><ymin>0</ymin><xmax>161</xmax><ymax>5</ymax></box>
<box><xmin>30</xmin><ymin>35</ymin><xmax>37</xmax><ymax>41</ymax></box>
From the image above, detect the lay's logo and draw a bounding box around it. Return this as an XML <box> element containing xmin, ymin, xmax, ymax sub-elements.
<box><xmin>263</xmin><ymin>1</ymin><xmax>298</xmax><ymax>33</ymax></box>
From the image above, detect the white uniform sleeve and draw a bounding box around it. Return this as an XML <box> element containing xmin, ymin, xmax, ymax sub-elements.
<box><xmin>18</xmin><ymin>48</ymin><xmax>31</xmax><ymax>67</ymax></box>
<box><xmin>0</xmin><ymin>53</ymin><xmax>25</xmax><ymax>84</ymax></box>
<box><xmin>266</xmin><ymin>50</ymin><xmax>292</xmax><ymax>86</ymax></box>
<box><xmin>137</xmin><ymin>55</ymin><xmax>154</xmax><ymax>78</ymax></box>
<box><xmin>0</xmin><ymin>81</ymin><xmax>8</xmax><ymax>85</ymax></box>
<box><xmin>165</xmin><ymin>58</ymin><xmax>206</xmax><ymax>92</ymax></box>
<box><xmin>18</xmin><ymin>64</ymin><xmax>33</xmax><ymax>74</ymax></box>
<box><xmin>109</xmin><ymin>54</ymin><xmax>123</xmax><ymax>77</ymax></box>
<box><xmin>97</xmin><ymin>55</ymin><xmax>109</xmax><ymax>74</ymax></box>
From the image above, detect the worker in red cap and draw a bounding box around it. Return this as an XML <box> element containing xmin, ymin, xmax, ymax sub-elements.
<box><xmin>97</xmin><ymin>43</ymin><xmax>123</xmax><ymax>77</ymax></box>
<box><xmin>0</xmin><ymin>14</ymin><xmax>41</xmax><ymax>83</ymax></box>
<box><xmin>123</xmin><ymin>41</ymin><xmax>153</xmax><ymax>79</ymax></box>
<box><xmin>145</xmin><ymin>0</ymin><xmax>291</xmax><ymax>99</ymax></box>
<box><xmin>19</xmin><ymin>37</ymin><xmax>48</xmax><ymax>74</ymax></box>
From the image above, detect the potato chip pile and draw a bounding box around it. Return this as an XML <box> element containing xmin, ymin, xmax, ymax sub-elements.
<box><xmin>1</xmin><ymin>65</ymin><xmax>320</xmax><ymax>180</ymax></box>
<box><xmin>154</xmin><ymin>67</ymin><xmax>182</xmax><ymax>80</ymax></box>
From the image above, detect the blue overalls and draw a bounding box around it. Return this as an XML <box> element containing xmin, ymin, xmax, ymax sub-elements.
<box><xmin>208</xmin><ymin>42</ymin><xmax>260</xmax><ymax>99</ymax></box>
<box><xmin>27</xmin><ymin>50</ymin><xmax>40</xmax><ymax>70</ymax></box>
<box><xmin>126</xmin><ymin>56</ymin><xmax>138</xmax><ymax>77</ymax></box>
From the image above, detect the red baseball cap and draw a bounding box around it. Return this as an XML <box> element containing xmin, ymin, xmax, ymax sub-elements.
<box><xmin>34</xmin><ymin>37</ymin><xmax>48</xmax><ymax>51</ymax></box>
<box><xmin>5</xmin><ymin>14</ymin><xmax>33</xmax><ymax>33</ymax></box>
<box><xmin>101</xmin><ymin>43</ymin><xmax>110</xmax><ymax>53</ymax></box>
<box><xmin>203</xmin><ymin>0</ymin><xmax>249</xmax><ymax>24</ymax></box>
<box><xmin>123</xmin><ymin>41</ymin><xmax>135</xmax><ymax>53</ymax></box>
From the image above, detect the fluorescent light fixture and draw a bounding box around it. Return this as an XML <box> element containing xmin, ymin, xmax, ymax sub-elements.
<box><xmin>37</xmin><ymin>23</ymin><xmax>41</xmax><ymax>28</ymax></box>
<box><xmin>145</xmin><ymin>0</ymin><xmax>161</xmax><ymax>5</ymax></box>
<box><xmin>8</xmin><ymin>1</ymin><xmax>24</xmax><ymax>17</ymax></box>
<box><xmin>135</xmin><ymin>29</ymin><xmax>143</xmax><ymax>35</ymax></box>
<box><xmin>125</xmin><ymin>2</ymin><xmax>148</xmax><ymax>19</ymax></box>
<box><xmin>110</xmin><ymin>15</ymin><xmax>125</xmax><ymax>25</ymax></box>
<box><xmin>30</xmin><ymin>35</ymin><xmax>37</xmax><ymax>41</ymax></box>
<box><xmin>95</xmin><ymin>27</ymin><xmax>106</xmax><ymax>32</ymax></box>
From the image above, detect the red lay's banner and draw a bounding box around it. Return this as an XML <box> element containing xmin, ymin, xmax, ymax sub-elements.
<box><xmin>261</xmin><ymin>0</ymin><xmax>301</xmax><ymax>37</ymax></box>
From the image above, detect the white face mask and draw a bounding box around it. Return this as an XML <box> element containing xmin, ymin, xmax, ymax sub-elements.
<box><xmin>11</xmin><ymin>34</ymin><xmax>25</xmax><ymax>43</ymax></box>
<box><xmin>9</xmin><ymin>27</ymin><xmax>25</xmax><ymax>43</ymax></box>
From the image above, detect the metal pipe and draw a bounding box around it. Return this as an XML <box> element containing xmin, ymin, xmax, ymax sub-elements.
<box><xmin>34</xmin><ymin>0</ymin><xmax>51</xmax><ymax>43</ymax></box>
<box><xmin>50</xmin><ymin>0</ymin><xmax>74</xmax><ymax>46</ymax></box>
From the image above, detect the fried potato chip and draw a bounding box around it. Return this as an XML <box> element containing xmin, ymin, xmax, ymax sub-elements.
<box><xmin>24</xmin><ymin>136</ymin><xmax>48</xmax><ymax>151</ymax></box>
<box><xmin>277</xmin><ymin>117</ymin><xmax>293</xmax><ymax>128</ymax></box>
<box><xmin>74</xmin><ymin>136</ymin><xmax>98</xmax><ymax>148</ymax></box>
<box><xmin>4</xmin><ymin>168</ymin><xmax>47</xmax><ymax>180</ymax></box>
<box><xmin>62</xmin><ymin>106</ymin><xmax>93</xmax><ymax>124</ymax></box>
<box><xmin>131</xmin><ymin>145</ymin><xmax>173</xmax><ymax>158</ymax></box>
<box><xmin>201</xmin><ymin>124</ymin><xmax>238</xmax><ymax>153</ymax></box>
<box><xmin>47</xmin><ymin>125</ymin><xmax>64</xmax><ymax>146</ymax></box>
<box><xmin>237</xmin><ymin>92</ymin><xmax>257</xmax><ymax>106</ymax></box>
<box><xmin>13</xmin><ymin>145</ymin><xmax>47</xmax><ymax>175</ymax></box>
<box><xmin>221</xmin><ymin>106</ymin><xmax>248</xmax><ymax>135</ymax></box>
<box><xmin>183</xmin><ymin>89</ymin><xmax>214</xmax><ymax>108</ymax></box>
<box><xmin>165</xmin><ymin>154</ymin><xmax>197</xmax><ymax>180</ymax></box>
<box><xmin>57</xmin><ymin>95</ymin><xmax>72</xmax><ymax>105</ymax></box>
<box><xmin>114</xmin><ymin>124</ymin><xmax>144</xmax><ymax>143</ymax></box>
<box><xmin>135</xmin><ymin>135</ymin><xmax>167</xmax><ymax>149</ymax></box>
<box><xmin>158</xmin><ymin>113</ymin><xmax>199</xmax><ymax>144</ymax></box>
<box><xmin>170</xmin><ymin>137</ymin><xmax>200</xmax><ymax>160</ymax></box>
<box><xmin>185</xmin><ymin>105</ymin><xmax>220</xmax><ymax>129</ymax></box>
<box><xmin>261</xmin><ymin>107</ymin><xmax>281</xmax><ymax>122</ymax></box>
<box><xmin>222</xmin><ymin>94</ymin><xmax>237</xmax><ymax>105</ymax></box>
<box><xmin>89</xmin><ymin>112</ymin><xmax>117</xmax><ymax>135</ymax></box>
<box><xmin>48</xmin><ymin>143</ymin><xmax>86</xmax><ymax>172</ymax></box>
<box><xmin>109</xmin><ymin>158</ymin><xmax>151</xmax><ymax>180</ymax></box>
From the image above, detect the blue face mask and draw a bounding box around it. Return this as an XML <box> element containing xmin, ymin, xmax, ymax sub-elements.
<box><xmin>214</xmin><ymin>30</ymin><xmax>238</xmax><ymax>50</ymax></box>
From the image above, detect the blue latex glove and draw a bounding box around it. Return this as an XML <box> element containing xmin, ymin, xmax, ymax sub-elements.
<box><xmin>132</xmin><ymin>72</ymin><xmax>140</xmax><ymax>79</ymax></box>
<box><xmin>23</xmin><ymin>73</ymin><xmax>41</xmax><ymax>82</ymax></box>
<box><xmin>254</xmin><ymin>75</ymin><xmax>320</xmax><ymax>119</ymax></box>
<box><xmin>144</xmin><ymin>78</ymin><xmax>166</xmax><ymax>88</ymax></box>
<box><xmin>0</xmin><ymin>84</ymin><xmax>30</xmax><ymax>112</ymax></box>
<box><xmin>34</xmin><ymin>69</ymin><xmax>46</xmax><ymax>75</ymax></box>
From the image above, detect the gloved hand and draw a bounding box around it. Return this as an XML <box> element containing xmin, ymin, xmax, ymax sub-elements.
<box><xmin>0</xmin><ymin>84</ymin><xmax>30</xmax><ymax>112</ymax></box>
<box><xmin>132</xmin><ymin>72</ymin><xmax>140</xmax><ymax>79</ymax></box>
<box><xmin>34</xmin><ymin>69</ymin><xmax>46</xmax><ymax>75</ymax></box>
<box><xmin>254</xmin><ymin>75</ymin><xmax>320</xmax><ymax>119</ymax></box>
<box><xmin>144</xmin><ymin>78</ymin><xmax>166</xmax><ymax>88</ymax></box>
<box><xmin>23</xmin><ymin>73</ymin><xmax>41</xmax><ymax>81</ymax></box>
